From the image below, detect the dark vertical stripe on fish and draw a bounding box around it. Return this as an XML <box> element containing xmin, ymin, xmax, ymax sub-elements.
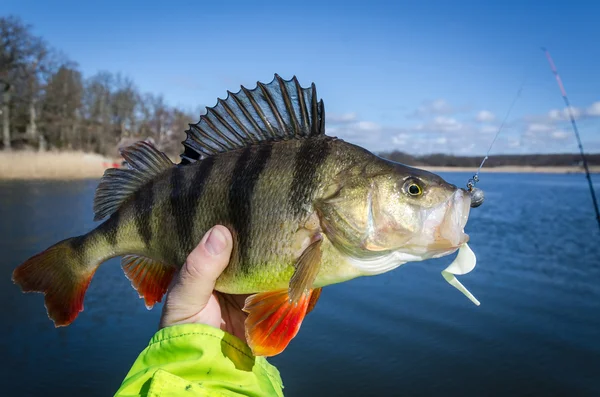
<box><xmin>171</xmin><ymin>159</ymin><xmax>215</xmax><ymax>257</ymax></box>
<box><xmin>168</xmin><ymin>165</ymin><xmax>187</xmax><ymax>262</ymax></box>
<box><xmin>289</xmin><ymin>137</ymin><xmax>330</xmax><ymax>217</ymax></box>
<box><xmin>101</xmin><ymin>209</ymin><xmax>120</xmax><ymax>247</ymax></box>
<box><xmin>69</xmin><ymin>235</ymin><xmax>86</xmax><ymax>253</ymax></box>
<box><xmin>133</xmin><ymin>180</ymin><xmax>154</xmax><ymax>249</ymax></box>
<box><xmin>228</xmin><ymin>143</ymin><xmax>273</xmax><ymax>270</ymax></box>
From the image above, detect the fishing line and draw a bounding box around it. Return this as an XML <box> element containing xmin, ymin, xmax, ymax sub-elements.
<box><xmin>466</xmin><ymin>71</ymin><xmax>528</xmax><ymax>206</ymax></box>
<box><xmin>542</xmin><ymin>47</ymin><xmax>600</xmax><ymax>231</ymax></box>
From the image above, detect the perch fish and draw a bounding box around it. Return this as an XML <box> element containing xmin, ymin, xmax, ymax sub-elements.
<box><xmin>13</xmin><ymin>75</ymin><xmax>480</xmax><ymax>356</ymax></box>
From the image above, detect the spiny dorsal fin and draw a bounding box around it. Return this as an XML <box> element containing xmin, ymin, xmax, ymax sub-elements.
<box><xmin>180</xmin><ymin>74</ymin><xmax>326</xmax><ymax>164</ymax></box>
<box><xmin>93</xmin><ymin>141</ymin><xmax>173</xmax><ymax>221</ymax></box>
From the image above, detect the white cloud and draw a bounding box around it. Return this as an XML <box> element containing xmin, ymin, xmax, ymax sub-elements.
<box><xmin>392</xmin><ymin>133</ymin><xmax>410</xmax><ymax>145</ymax></box>
<box><xmin>426</xmin><ymin>99</ymin><xmax>453</xmax><ymax>114</ymax></box>
<box><xmin>411</xmin><ymin>99</ymin><xmax>455</xmax><ymax>117</ymax></box>
<box><xmin>587</xmin><ymin>101</ymin><xmax>600</xmax><ymax>117</ymax></box>
<box><xmin>431</xmin><ymin>116</ymin><xmax>463</xmax><ymax>132</ymax></box>
<box><xmin>479</xmin><ymin>124</ymin><xmax>498</xmax><ymax>134</ymax></box>
<box><xmin>524</xmin><ymin>122</ymin><xmax>571</xmax><ymax>142</ymax></box>
<box><xmin>545</xmin><ymin>104</ymin><xmax>600</xmax><ymax>121</ymax></box>
<box><xmin>476</xmin><ymin>110</ymin><xmax>495</xmax><ymax>122</ymax></box>
<box><xmin>397</xmin><ymin>116</ymin><xmax>465</xmax><ymax>135</ymax></box>
<box><xmin>328</xmin><ymin>112</ymin><xmax>358</xmax><ymax>123</ymax></box>
<box><xmin>547</xmin><ymin>106</ymin><xmax>581</xmax><ymax>121</ymax></box>
<box><xmin>326</xmin><ymin>115</ymin><xmax>383</xmax><ymax>148</ymax></box>
<box><xmin>355</xmin><ymin>121</ymin><xmax>380</xmax><ymax>131</ymax></box>
<box><xmin>551</xmin><ymin>130</ymin><xmax>569</xmax><ymax>139</ymax></box>
<box><xmin>527</xmin><ymin>123</ymin><xmax>553</xmax><ymax>133</ymax></box>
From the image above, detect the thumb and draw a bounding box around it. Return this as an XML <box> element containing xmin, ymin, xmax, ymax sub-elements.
<box><xmin>162</xmin><ymin>225</ymin><xmax>233</xmax><ymax>323</ymax></box>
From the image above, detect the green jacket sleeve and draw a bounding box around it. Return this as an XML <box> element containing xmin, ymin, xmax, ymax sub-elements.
<box><xmin>114</xmin><ymin>324</ymin><xmax>284</xmax><ymax>397</ymax></box>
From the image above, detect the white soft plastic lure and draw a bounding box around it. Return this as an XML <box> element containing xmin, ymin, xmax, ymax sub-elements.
<box><xmin>442</xmin><ymin>243</ymin><xmax>480</xmax><ymax>306</ymax></box>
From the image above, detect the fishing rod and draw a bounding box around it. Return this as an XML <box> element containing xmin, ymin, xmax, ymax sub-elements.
<box><xmin>542</xmin><ymin>47</ymin><xmax>600</xmax><ymax>231</ymax></box>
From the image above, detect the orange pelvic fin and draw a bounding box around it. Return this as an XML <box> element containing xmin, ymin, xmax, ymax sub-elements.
<box><xmin>121</xmin><ymin>255</ymin><xmax>176</xmax><ymax>309</ymax></box>
<box><xmin>243</xmin><ymin>288</ymin><xmax>316</xmax><ymax>357</ymax></box>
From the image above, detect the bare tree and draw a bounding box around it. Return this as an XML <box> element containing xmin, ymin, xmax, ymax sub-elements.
<box><xmin>0</xmin><ymin>16</ymin><xmax>55</xmax><ymax>150</ymax></box>
<box><xmin>111</xmin><ymin>73</ymin><xmax>138</xmax><ymax>139</ymax></box>
<box><xmin>41</xmin><ymin>65</ymin><xmax>83</xmax><ymax>149</ymax></box>
<box><xmin>83</xmin><ymin>71</ymin><xmax>114</xmax><ymax>154</ymax></box>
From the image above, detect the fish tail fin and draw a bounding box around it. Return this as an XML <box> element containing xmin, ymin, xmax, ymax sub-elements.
<box><xmin>12</xmin><ymin>236</ymin><xmax>101</xmax><ymax>327</ymax></box>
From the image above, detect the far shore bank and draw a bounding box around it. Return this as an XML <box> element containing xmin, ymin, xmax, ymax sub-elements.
<box><xmin>0</xmin><ymin>151</ymin><xmax>598</xmax><ymax>180</ymax></box>
<box><xmin>422</xmin><ymin>165</ymin><xmax>600</xmax><ymax>174</ymax></box>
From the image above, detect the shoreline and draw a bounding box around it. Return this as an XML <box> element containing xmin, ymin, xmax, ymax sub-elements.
<box><xmin>0</xmin><ymin>151</ymin><xmax>598</xmax><ymax>180</ymax></box>
<box><xmin>422</xmin><ymin>165</ymin><xmax>600</xmax><ymax>174</ymax></box>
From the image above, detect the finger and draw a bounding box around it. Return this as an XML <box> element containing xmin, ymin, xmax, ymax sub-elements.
<box><xmin>165</xmin><ymin>225</ymin><xmax>232</xmax><ymax>317</ymax></box>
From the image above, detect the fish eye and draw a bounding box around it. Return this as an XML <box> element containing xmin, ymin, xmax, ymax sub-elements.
<box><xmin>404</xmin><ymin>180</ymin><xmax>423</xmax><ymax>196</ymax></box>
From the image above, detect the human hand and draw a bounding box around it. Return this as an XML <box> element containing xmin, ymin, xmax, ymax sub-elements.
<box><xmin>159</xmin><ymin>225</ymin><xmax>249</xmax><ymax>342</ymax></box>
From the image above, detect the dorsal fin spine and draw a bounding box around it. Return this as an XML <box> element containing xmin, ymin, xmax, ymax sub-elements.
<box><xmin>229</xmin><ymin>91</ymin><xmax>269</xmax><ymax>141</ymax></box>
<box><xmin>243</xmin><ymin>85</ymin><xmax>277</xmax><ymax>138</ymax></box>
<box><xmin>203</xmin><ymin>111</ymin><xmax>240</xmax><ymax>148</ymax></box>
<box><xmin>277</xmin><ymin>75</ymin><xmax>301</xmax><ymax>137</ymax></box>
<box><xmin>182</xmin><ymin>133</ymin><xmax>212</xmax><ymax>159</ymax></box>
<box><xmin>189</xmin><ymin>124</ymin><xmax>226</xmax><ymax>152</ymax></box>
<box><xmin>310</xmin><ymin>84</ymin><xmax>319</xmax><ymax>136</ymax></box>
<box><xmin>187</xmin><ymin>132</ymin><xmax>215</xmax><ymax>157</ymax></box>
<box><xmin>317</xmin><ymin>99</ymin><xmax>326</xmax><ymax>136</ymax></box>
<box><xmin>215</xmin><ymin>98</ymin><xmax>255</xmax><ymax>145</ymax></box>
<box><xmin>258</xmin><ymin>82</ymin><xmax>287</xmax><ymax>136</ymax></box>
<box><xmin>294</xmin><ymin>77</ymin><xmax>310</xmax><ymax>137</ymax></box>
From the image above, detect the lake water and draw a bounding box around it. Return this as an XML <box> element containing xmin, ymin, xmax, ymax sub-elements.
<box><xmin>1</xmin><ymin>172</ymin><xmax>599</xmax><ymax>396</ymax></box>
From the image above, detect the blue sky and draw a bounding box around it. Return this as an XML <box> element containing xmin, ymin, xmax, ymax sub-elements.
<box><xmin>3</xmin><ymin>0</ymin><xmax>599</xmax><ymax>155</ymax></box>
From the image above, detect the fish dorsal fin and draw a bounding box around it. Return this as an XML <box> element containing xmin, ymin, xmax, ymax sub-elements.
<box><xmin>180</xmin><ymin>74</ymin><xmax>326</xmax><ymax>164</ymax></box>
<box><xmin>93</xmin><ymin>141</ymin><xmax>173</xmax><ymax>221</ymax></box>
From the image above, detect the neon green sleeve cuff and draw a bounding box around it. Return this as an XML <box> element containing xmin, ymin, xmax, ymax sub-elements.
<box><xmin>114</xmin><ymin>324</ymin><xmax>284</xmax><ymax>397</ymax></box>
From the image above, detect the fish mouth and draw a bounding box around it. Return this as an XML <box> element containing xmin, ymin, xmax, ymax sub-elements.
<box><xmin>428</xmin><ymin>189</ymin><xmax>471</xmax><ymax>252</ymax></box>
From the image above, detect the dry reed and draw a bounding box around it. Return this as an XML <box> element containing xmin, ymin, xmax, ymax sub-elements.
<box><xmin>0</xmin><ymin>151</ymin><xmax>597</xmax><ymax>180</ymax></box>
<box><xmin>0</xmin><ymin>150</ymin><xmax>114</xmax><ymax>180</ymax></box>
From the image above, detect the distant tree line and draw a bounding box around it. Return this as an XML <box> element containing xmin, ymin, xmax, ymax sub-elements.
<box><xmin>379</xmin><ymin>151</ymin><xmax>600</xmax><ymax>167</ymax></box>
<box><xmin>0</xmin><ymin>16</ymin><xmax>197</xmax><ymax>157</ymax></box>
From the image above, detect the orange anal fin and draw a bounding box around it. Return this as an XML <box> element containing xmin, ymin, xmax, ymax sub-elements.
<box><xmin>307</xmin><ymin>287</ymin><xmax>322</xmax><ymax>315</ymax></box>
<box><xmin>121</xmin><ymin>255</ymin><xmax>176</xmax><ymax>309</ymax></box>
<box><xmin>243</xmin><ymin>289</ymin><xmax>315</xmax><ymax>357</ymax></box>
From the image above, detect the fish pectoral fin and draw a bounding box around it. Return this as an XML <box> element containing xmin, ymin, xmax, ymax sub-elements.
<box><xmin>121</xmin><ymin>255</ymin><xmax>176</xmax><ymax>309</ymax></box>
<box><xmin>289</xmin><ymin>236</ymin><xmax>323</xmax><ymax>302</ymax></box>
<box><xmin>243</xmin><ymin>288</ymin><xmax>317</xmax><ymax>357</ymax></box>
